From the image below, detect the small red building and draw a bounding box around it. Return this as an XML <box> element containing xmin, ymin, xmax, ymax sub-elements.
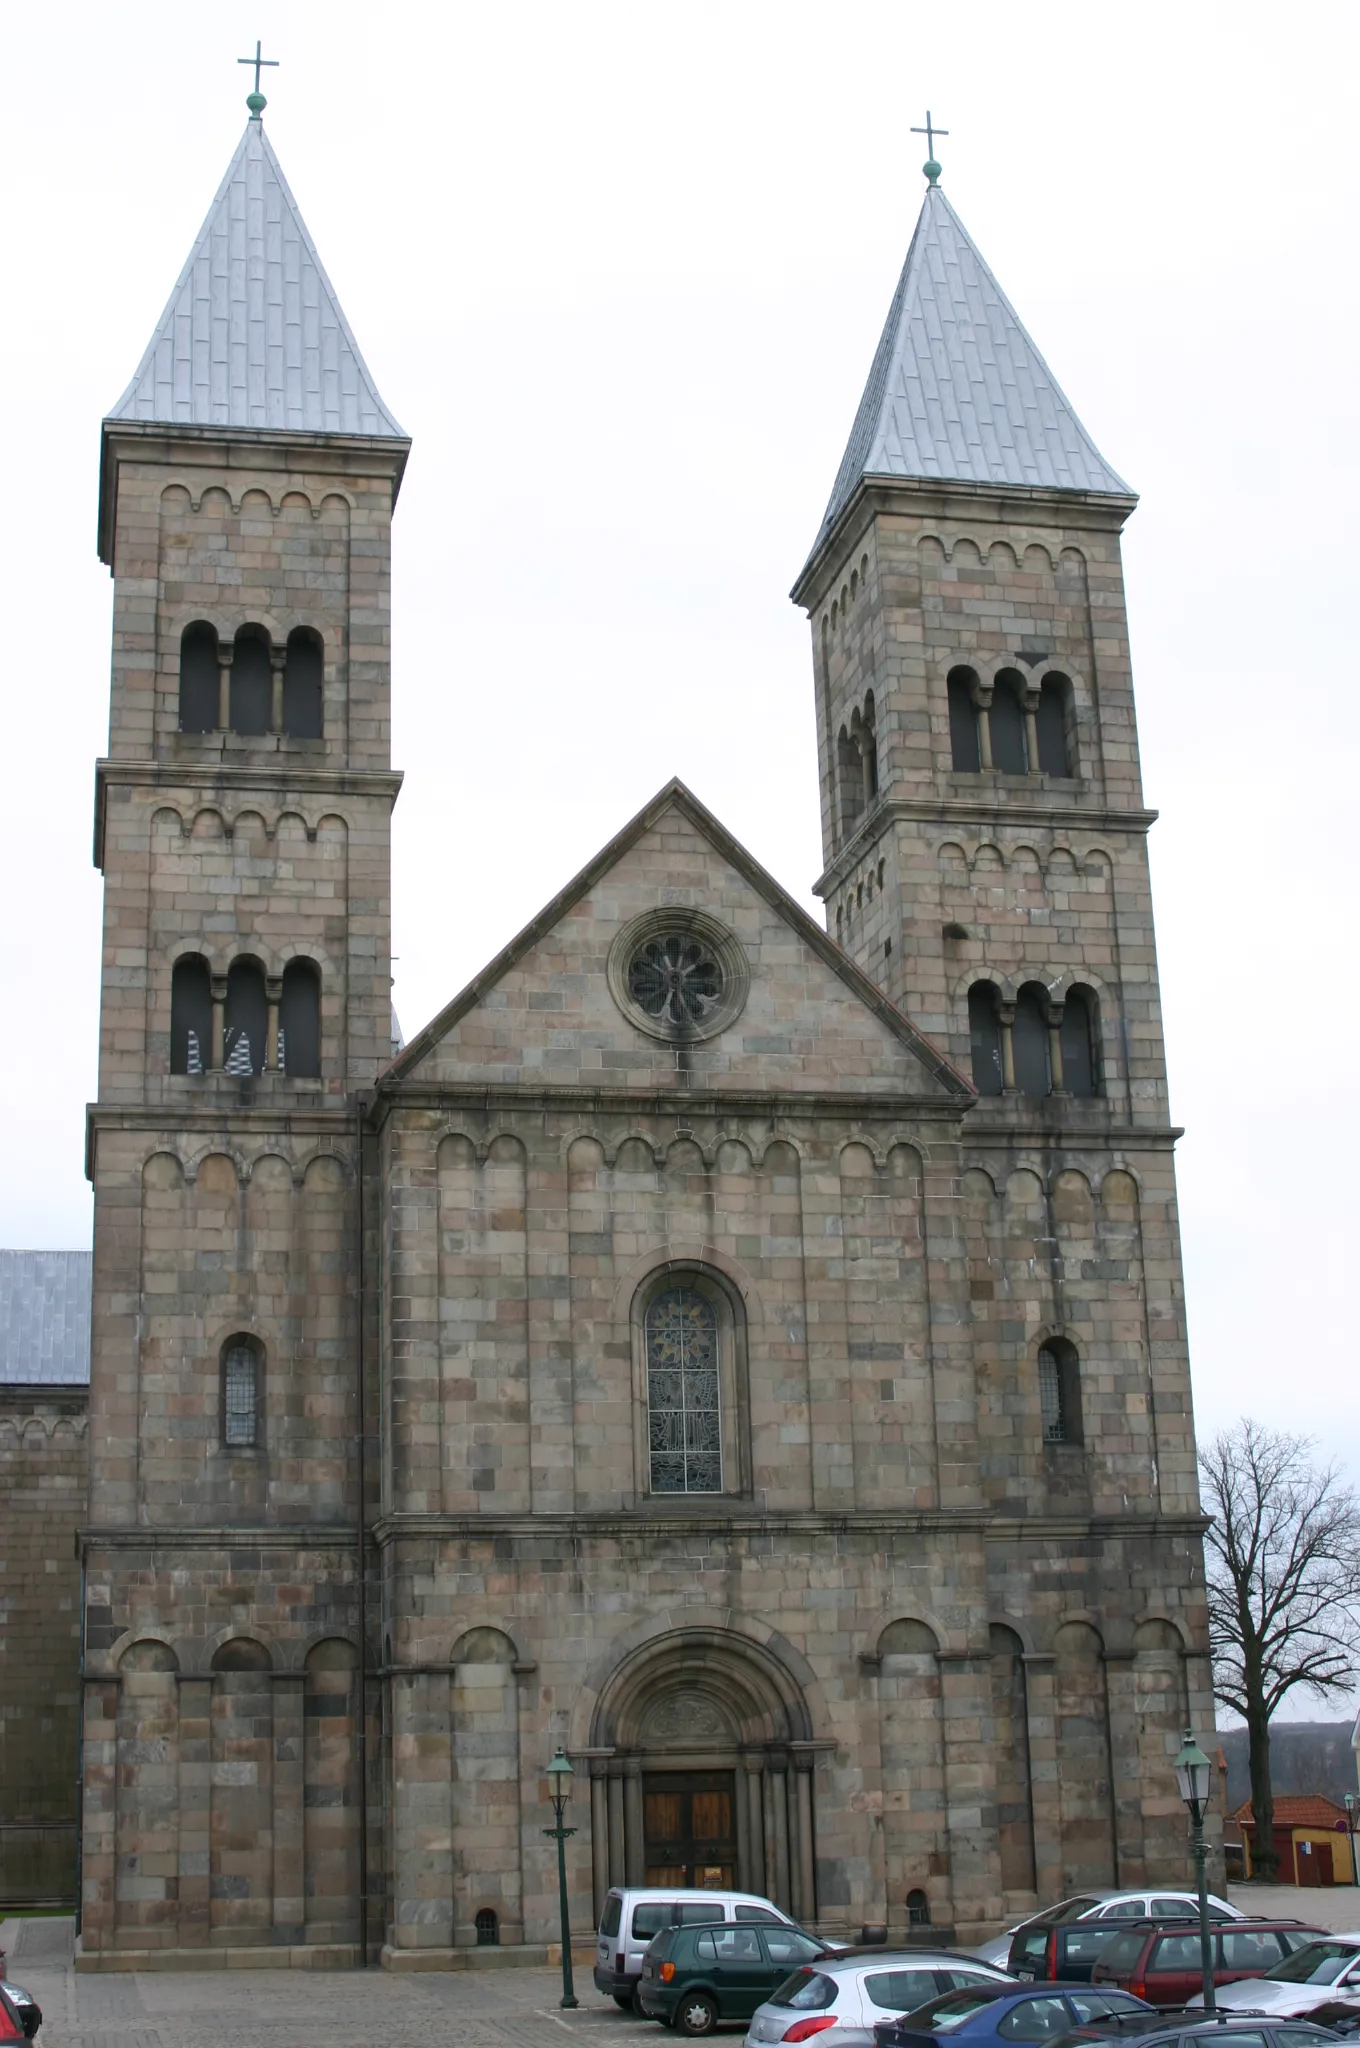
<box><xmin>1233</xmin><ymin>1795</ymin><xmax>1357</xmax><ymax>1886</ymax></box>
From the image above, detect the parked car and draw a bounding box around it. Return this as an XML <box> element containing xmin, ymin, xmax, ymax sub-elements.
<box><xmin>744</xmin><ymin>1951</ymin><xmax>1016</xmax><ymax>2048</ymax></box>
<box><xmin>1188</xmin><ymin>1935</ymin><xmax>1360</xmax><ymax>2023</ymax></box>
<box><xmin>0</xmin><ymin>1988</ymin><xmax>32</xmax><ymax>2047</ymax></box>
<box><xmin>638</xmin><ymin>1921</ymin><xmax>833</xmax><ymax>2034</ymax></box>
<box><xmin>1090</xmin><ymin>1920</ymin><xmax>1327</xmax><ymax>2005</ymax></box>
<box><xmin>871</xmin><ymin>1983</ymin><xmax>1149</xmax><ymax>2048</ymax></box>
<box><xmin>1047</xmin><ymin>2012</ymin><xmax>1348</xmax><ymax>2048</ymax></box>
<box><xmin>596</xmin><ymin>1888</ymin><xmax>811</xmax><ymax>2007</ymax></box>
<box><xmin>973</xmin><ymin>1893</ymin><xmax>1242</xmax><ymax>1970</ymax></box>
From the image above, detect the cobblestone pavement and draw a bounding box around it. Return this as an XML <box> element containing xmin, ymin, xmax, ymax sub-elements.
<box><xmin>0</xmin><ymin>1921</ymin><xmax>652</xmax><ymax>2048</ymax></box>
<box><xmin>1226</xmin><ymin>1885</ymin><xmax>1360</xmax><ymax>1932</ymax></box>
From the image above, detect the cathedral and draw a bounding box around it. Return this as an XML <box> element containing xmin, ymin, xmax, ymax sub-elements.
<box><xmin>78</xmin><ymin>99</ymin><xmax>1214</xmax><ymax>1968</ymax></box>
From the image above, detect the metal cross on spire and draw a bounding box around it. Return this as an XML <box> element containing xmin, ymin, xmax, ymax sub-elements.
<box><xmin>911</xmin><ymin>110</ymin><xmax>949</xmax><ymax>186</ymax></box>
<box><xmin>238</xmin><ymin>39</ymin><xmax>279</xmax><ymax>118</ymax></box>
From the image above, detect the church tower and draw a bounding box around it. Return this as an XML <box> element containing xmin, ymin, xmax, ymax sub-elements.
<box><xmin>81</xmin><ymin>97</ymin><xmax>406</xmax><ymax>1959</ymax></box>
<box><xmin>791</xmin><ymin>162</ymin><xmax>1163</xmax><ymax>1135</ymax></box>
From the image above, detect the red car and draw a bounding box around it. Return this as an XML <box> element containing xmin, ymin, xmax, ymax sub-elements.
<box><xmin>1090</xmin><ymin>1919</ymin><xmax>1326</xmax><ymax>2006</ymax></box>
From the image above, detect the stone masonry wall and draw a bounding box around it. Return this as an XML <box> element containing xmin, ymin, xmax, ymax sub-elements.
<box><xmin>0</xmin><ymin>1385</ymin><xmax>87</xmax><ymax>1905</ymax></box>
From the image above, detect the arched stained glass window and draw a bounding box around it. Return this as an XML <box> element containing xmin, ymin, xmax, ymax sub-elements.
<box><xmin>645</xmin><ymin>1286</ymin><xmax>721</xmax><ymax>1494</ymax></box>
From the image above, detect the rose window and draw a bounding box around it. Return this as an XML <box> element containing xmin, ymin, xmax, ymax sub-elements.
<box><xmin>626</xmin><ymin>932</ymin><xmax>726</xmax><ymax>1031</ymax></box>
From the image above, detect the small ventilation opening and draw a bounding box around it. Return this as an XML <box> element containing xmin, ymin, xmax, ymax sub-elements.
<box><xmin>475</xmin><ymin>1908</ymin><xmax>499</xmax><ymax>1946</ymax></box>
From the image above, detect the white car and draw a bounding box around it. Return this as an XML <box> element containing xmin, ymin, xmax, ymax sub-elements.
<box><xmin>1189</xmin><ymin>1934</ymin><xmax>1360</xmax><ymax>2019</ymax></box>
<box><xmin>973</xmin><ymin>1888</ymin><xmax>1242</xmax><ymax>1969</ymax></box>
<box><xmin>744</xmin><ymin>1949</ymin><xmax>1014</xmax><ymax>2048</ymax></box>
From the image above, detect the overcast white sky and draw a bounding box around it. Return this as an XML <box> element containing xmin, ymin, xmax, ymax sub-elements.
<box><xmin>3</xmin><ymin>1</ymin><xmax>1357</xmax><ymax>1709</ymax></box>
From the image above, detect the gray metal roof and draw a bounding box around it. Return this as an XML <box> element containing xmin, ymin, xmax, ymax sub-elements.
<box><xmin>108</xmin><ymin>117</ymin><xmax>405</xmax><ymax>439</ymax></box>
<box><xmin>813</xmin><ymin>184</ymin><xmax>1129</xmax><ymax>551</ymax></box>
<box><xmin>0</xmin><ymin>1251</ymin><xmax>92</xmax><ymax>1385</ymax></box>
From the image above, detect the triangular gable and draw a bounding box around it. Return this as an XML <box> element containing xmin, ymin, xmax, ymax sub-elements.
<box><xmin>385</xmin><ymin>780</ymin><xmax>972</xmax><ymax>1102</ymax></box>
<box><xmin>107</xmin><ymin>119</ymin><xmax>405</xmax><ymax>438</ymax></box>
<box><xmin>807</xmin><ymin>184</ymin><xmax>1130</xmax><ymax>564</ymax></box>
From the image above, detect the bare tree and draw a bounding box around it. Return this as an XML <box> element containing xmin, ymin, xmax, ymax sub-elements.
<box><xmin>1200</xmin><ymin>1422</ymin><xmax>1360</xmax><ymax>1881</ymax></box>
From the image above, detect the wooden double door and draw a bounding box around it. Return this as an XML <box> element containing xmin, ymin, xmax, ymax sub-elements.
<box><xmin>643</xmin><ymin>1771</ymin><xmax>738</xmax><ymax>1888</ymax></box>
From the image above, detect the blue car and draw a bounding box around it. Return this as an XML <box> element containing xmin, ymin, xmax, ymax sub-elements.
<box><xmin>874</xmin><ymin>1984</ymin><xmax>1150</xmax><ymax>2048</ymax></box>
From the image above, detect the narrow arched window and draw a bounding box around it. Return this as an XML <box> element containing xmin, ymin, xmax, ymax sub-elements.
<box><xmin>230</xmin><ymin>626</ymin><xmax>272</xmax><ymax>736</ymax></box>
<box><xmin>645</xmin><ymin>1284</ymin><xmax>722</xmax><ymax>1495</ymax></box>
<box><xmin>1012</xmin><ymin>982</ymin><xmax>1050</xmax><ymax>1097</ymax></box>
<box><xmin>1061</xmin><ymin>986</ymin><xmax>1099</xmax><ymax>1098</ymax></box>
<box><xmin>282</xmin><ymin>627</ymin><xmax>323</xmax><ymax>739</ymax></box>
<box><xmin>947</xmin><ymin>668</ymin><xmax>981</xmax><ymax>772</ymax></box>
<box><xmin>179</xmin><ymin>623</ymin><xmax>219</xmax><ymax>733</ymax></box>
<box><xmin>838</xmin><ymin>726</ymin><xmax>864</xmax><ymax>834</ymax></box>
<box><xmin>907</xmin><ymin>1889</ymin><xmax>931</xmax><ymax>1927</ymax></box>
<box><xmin>1038</xmin><ymin>1338</ymin><xmax>1081</xmax><ymax>1444</ymax></box>
<box><xmin>475</xmin><ymin>1908</ymin><xmax>499</xmax><ymax>1947</ymax></box>
<box><xmin>170</xmin><ymin>954</ymin><xmax>212</xmax><ymax>1075</ymax></box>
<box><xmin>968</xmin><ymin>983</ymin><xmax>1004</xmax><ymax>1096</ymax></box>
<box><xmin>1036</xmin><ymin>674</ymin><xmax>1072</xmax><ymax>776</ymax></box>
<box><xmin>224</xmin><ymin>958</ymin><xmax>267</xmax><ymax>1076</ymax></box>
<box><xmin>280</xmin><ymin>959</ymin><xmax>320</xmax><ymax>1077</ymax></box>
<box><xmin>222</xmin><ymin>1335</ymin><xmax>262</xmax><ymax>1448</ymax></box>
<box><xmin>861</xmin><ymin>692</ymin><xmax>879</xmax><ymax>800</ymax></box>
<box><xmin>989</xmin><ymin>670</ymin><xmax>1029</xmax><ymax>775</ymax></box>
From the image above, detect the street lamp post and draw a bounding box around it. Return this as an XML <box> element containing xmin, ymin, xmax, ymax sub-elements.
<box><xmin>544</xmin><ymin>1747</ymin><xmax>580</xmax><ymax>2010</ymax></box>
<box><xmin>1346</xmin><ymin>1794</ymin><xmax>1359</xmax><ymax>1889</ymax></box>
<box><xmin>1174</xmin><ymin>1730</ymin><xmax>1216</xmax><ymax>2013</ymax></box>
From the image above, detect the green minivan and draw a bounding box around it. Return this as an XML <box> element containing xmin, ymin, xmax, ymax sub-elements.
<box><xmin>638</xmin><ymin>1922</ymin><xmax>830</xmax><ymax>2035</ymax></box>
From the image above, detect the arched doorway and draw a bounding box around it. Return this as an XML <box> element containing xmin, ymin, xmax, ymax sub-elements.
<box><xmin>589</xmin><ymin>1629</ymin><xmax>817</xmax><ymax>1922</ymax></box>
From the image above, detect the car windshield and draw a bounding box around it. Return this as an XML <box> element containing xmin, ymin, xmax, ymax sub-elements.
<box><xmin>904</xmin><ymin>1990</ymin><xmax>1003</xmax><ymax>2032</ymax></box>
<box><xmin>1262</xmin><ymin>1941</ymin><xmax>1360</xmax><ymax>1985</ymax></box>
<box><xmin>770</xmin><ymin>1971</ymin><xmax>838</xmax><ymax>2012</ymax></box>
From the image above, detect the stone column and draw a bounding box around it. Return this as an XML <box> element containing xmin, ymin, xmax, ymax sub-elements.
<box><xmin>623</xmin><ymin>1756</ymin><xmax>644</xmax><ymax>1885</ymax></box>
<box><xmin>265</xmin><ymin>977</ymin><xmax>282</xmax><ymax>1072</ymax></box>
<box><xmin>1021</xmin><ymin>1654</ymin><xmax>1062</xmax><ymax>1905</ymax></box>
<box><xmin>270</xmin><ymin>647</ymin><xmax>286</xmax><ymax>734</ymax></box>
<box><xmin>389</xmin><ymin>1671</ymin><xmax>454</xmax><ymax>1953</ymax></box>
<box><xmin>971</xmin><ymin>682</ymin><xmax>995</xmax><ymax>770</ymax></box>
<box><xmin>792</xmin><ymin>1757</ymin><xmax>816</xmax><ymax>1925</ymax></box>
<box><xmin>272</xmin><ymin>1672</ymin><xmax>305</xmax><ymax>1944</ymax></box>
<box><xmin>766</xmin><ymin>1753</ymin><xmax>791</xmax><ymax>1911</ymax></box>
<box><xmin>998</xmin><ymin>1002</ymin><xmax>1017</xmax><ymax>1093</ymax></box>
<box><xmin>590</xmin><ymin>1763</ymin><xmax>610</xmax><ymax>1925</ymax></box>
<box><xmin>1045</xmin><ymin>1001</ymin><xmax>1067</xmax><ymax>1095</ymax></box>
<box><xmin>1103</xmin><ymin>1653</ymin><xmax>1142</xmax><ymax>1885</ymax></box>
<box><xmin>607</xmin><ymin>1763</ymin><xmax>626</xmax><ymax>1889</ymax></box>
<box><xmin>1021</xmin><ymin>688</ymin><xmax>1041</xmax><ymax>775</ymax></box>
<box><xmin>938</xmin><ymin>1650</ymin><xmax>1003</xmax><ymax>1940</ymax></box>
<box><xmin>742</xmin><ymin>1755</ymin><xmax>766</xmax><ymax>1897</ymax></box>
<box><xmin>210</xmin><ymin>974</ymin><xmax>227</xmax><ymax>1071</ymax></box>
<box><xmin>177</xmin><ymin>1675</ymin><xmax>212</xmax><ymax>1947</ymax></box>
<box><xmin>216</xmin><ymin>653</ymin><xmax>232</xmax><ymax>732</ymax></box>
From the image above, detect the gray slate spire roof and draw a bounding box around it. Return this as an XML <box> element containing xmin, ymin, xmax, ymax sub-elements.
<box><xmin>814</xmin><ymin>184</ymin><xmax>1129</xmax><ymax>550</ymax></box>
<box><xmin>108</xmin><ymin>118</ymin><xmax>405</xmax><ymax>438</ymax></box>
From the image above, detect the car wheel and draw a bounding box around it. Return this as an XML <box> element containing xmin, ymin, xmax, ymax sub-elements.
<box><xmin>677</xmin><ymin>1993</ymin><xmax>719</xmax><ymax>2037</ymax></box>
<box><xmin>614</xmin><ymin>1994</ymin><xmax>636</xmax><ymax>2010</ymax></box>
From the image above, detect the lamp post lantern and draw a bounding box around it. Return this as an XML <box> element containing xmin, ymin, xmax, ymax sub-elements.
<box><xmin>1174</xmin><ymin>1729</ymin><xmax>1215</xmax><ymax>2012</ymax></box>
<box><xmin>544</xmin><ymin>1747</ymin><xmax>579</xmax><ymax>2009</ymax></box>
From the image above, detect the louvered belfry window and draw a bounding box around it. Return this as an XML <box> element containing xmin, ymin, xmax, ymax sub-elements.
<box><xmin>646</xmin><ymin>1286</ymin><xmax>721</xmax><ymax>1494</ymax></box>
<box><xmin>223</xmin><ymin>1339</ymin><xmax>260</xmax><ymax>1448</ymax></box>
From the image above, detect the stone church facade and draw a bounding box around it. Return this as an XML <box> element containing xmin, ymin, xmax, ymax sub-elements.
<box><xmin>78</xmin><ymin>113</ymin><xmax>1213</xmax><ymax>1968</ymax></box>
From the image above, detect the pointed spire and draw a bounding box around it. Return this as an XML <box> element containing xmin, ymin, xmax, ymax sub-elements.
<box><xmin>809</xmin><ymin>185</ymin><xmax>1129</xmax><ymax>560</ymax></box>
<box><xmin>107</xmin><ymin>120</ymin><xmax>405</xmax><ymax>439</ymax></box>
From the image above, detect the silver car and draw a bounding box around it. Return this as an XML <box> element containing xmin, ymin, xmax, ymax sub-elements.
<box><xmin>1188</xmin><ymin>1933</ymin><xmax>1360</xmax><ymax>2019</ymax></box>
<box><xmin>744</xmin><ymin>1950</ymin><xmax>1013</xmax><ymax>2048</ymax></box>
<box><xmin>972</xmin><ymin>1888</ymin><xmax>1243</xmax><ymax>1969</ymax></box>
